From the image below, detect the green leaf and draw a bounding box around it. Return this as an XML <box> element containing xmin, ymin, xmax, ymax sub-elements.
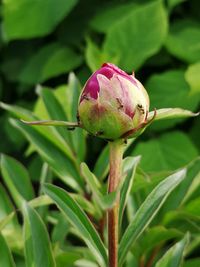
<box><xmin>51</xmin><ymin>213</ymin><xmax>70</xmax><ymax>244</ymax></box>
<box><xmin>165</xmin><ymin>19</ymin><xmax>200</xmax><ymax>63</ymax></box>
<box><xmin>38</xmin><ymin>87</ymin><xmax>75</xmax><ymax>155</ymax></box>
<box><xmin>81</xmin><ymin>162</ymin><xmax>101</xmax><ymax>191</ymax></box>
<box><xmin>0</xmin><ymin>233</ymin><xmax>16</xmax><ymax>267</ymax></box>
<box><xmin>183</xmin><ymin>258</ymin><xmax>200</xmax><ymax>267</ymax></box>
<box><xmin>1</xmin><ymin>154</ymin><xmax>34</xmax><ymax>207</ymax></box>
<box><xmin>146</xmin><ymin>70</ymin><xmax>200</xmax><ymax>130</ymax></box>
<box><xmin>184</xmin><ymin>197</ymin><xmax>200</xmax><ymax>217</ymax></box>
<box><xmin>167</xmin><ymin>0</ymin><xmax>186</xmax><ymax>12</ymax></box>
<box><xmin>23</xmin><ymin>203</ymin><xmax>56</xmax><ymax>267</ymax></box>
<box><xmin>0</xmin><ymin>212</ymin><xmax>15</xmax><ymax>232</ymax></box>
<box><xmin>90</xmin><ymin>2</ymin><xmax>138</xmax><ymax>33</ymax></box>
<box><xmin>159</xmin><ymin>157</ymin><xmax>200</xmax><ymax>216</ymax></box>
<box><xmin>118</xmin><ymin>169</ymin><xmax>186</xmax><ymax>266</ymax></box>
<box><xmin>119</xmin><ymin>156</ymin><xmax>141</xmax><ymax>225</ymax></box>
<box><xmin>56</xmin><ymin>250</ymin><xmax>81</xmax><ymax>267</ymax></box>
<box><xmin>69</xmin><ymin>193</ymin><xmax>97</xmax><ymax>217</ymax></box>
<box><xmin>93</xmin><ymin>145</ymin><xmax>109</xmax><ymax>180</ymax></box>
<box><xmin>19</xmin><ymin>43</ymin><xmax>82</xmax><ymax>84</ymax></box>
<box><xmin>163</xmin><ymin>210</ymin><xmax>200</xmax><ymax>233</ymax></box>
<box><xmin>148</xmin><ymin>108</ymin><xmax>199</xmax><ymax>122</ymax></box>
<box><xmin>139</xmin><ymin>226</ymin><xmax>182</xmax><ymax>255</ymax></box>
<box><xmin>0</xmin><ymin>102</ymin><xmax>75</xmax><ymax>157</ymax></box>
<box><xmin>75</xmin><ymin>259</ymin><xmax>99</xmax><ymax>267</ymax></box>
<box><xmin>103</xmin><ymin>0</ymin><xmax>168</xmax><ymax>70</ymax></box>
<box><xmin>65</xmin><ymin>73</ymin><xmax>82</xmax><ymax>122</ymax></box>
<box><xmin>10</xmin><ymin>119</ymin><xmax>83</xmax><ymax>192</ymax></box>
<box><xmin>0</xmin><ymin>101</ymin><xmax>37</xmax><ymax>122</ymax></box>
<box><xmin>81</xmin><ymin>163</ymin><xmax>118</xmax><ymax>211</ymax></box>
<box><xmin>155</xmin><ymin>233</ymin><xmax>189</xmax><ymax>267</ymax></box>
<box><xmin>85</xmin><ymin>39</ymin><xmax>108</xmax><ymax>72</ymax></box>
<box><xmin>66</xmin><ymin>73</ymin><xmax>86</xmax><ymax>162</ymax></box>
<box><xmin>185</xmin><ymin>61</ymin><xmax>200</xmax><ymax>95</ymax></box>
<box><xmin>0</xmin><ymin>184</ymin><xmax>18</xmax><ymax>229</ymax></box>
<box><xmin>3</xmin><ymin>0</ymin><xmax>78</xmax><ymax>40</ymax></box>
<box><xmin>43</xmin><ymin>184</ymin><xmax>107</xmax><ymax>267</ymax></box>
<box><xmin>132</xmin><ymin>131</ymin><xmax>198</xmax><ymax>172</ymax></box>
<box><xmin>28</xmin><ymin>195</ymin><xmax>53</xmax><ymax>209</ymax></box>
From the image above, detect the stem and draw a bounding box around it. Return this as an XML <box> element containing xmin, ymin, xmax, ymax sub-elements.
<box><xmin>108</xmin><ymin>140</ymin><xmax>124</xmax><ymax>267</ymax></box>
<box><xmin>20</xmin><ymin>119</ymin><xmax>80</xmax><ymax>128</ymax></box>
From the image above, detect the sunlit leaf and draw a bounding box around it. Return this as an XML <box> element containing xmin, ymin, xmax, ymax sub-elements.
<box><xmin>43</xmin><ymin>184</ymin><xmax>108</xmax><ymax>267</ymax></box>
<box><xmin>10</xmin><ymin>119</ymin><xmax>83</xmax><ymax>192</ymax></box>
<box><xmin>1</xmin><ymin>154</ymin><xmax>34</xmax><ymax>207</ymax></box>
<box><xmin>155</xmin><ymin>233</ymin><xmax>189</xmax><ymax>267</ymax></box>
<box><xmin>103</xmin><ymin>1</ymin><xmax>168</xmax><ymax>70</ymax></box>
<box><xmin>23</xmin><ymin>203</ymin><xmax>56</xmax><ymax>267</ymax></box>
<box><xmin>0</xmin><ymin>233</ymin><xmax>16</xmax><ymax>267</ymax></box>
<box><xmin>119</xmin><ymin>169</ymin><xmax>186</xmax><ymax>266</ymax></box>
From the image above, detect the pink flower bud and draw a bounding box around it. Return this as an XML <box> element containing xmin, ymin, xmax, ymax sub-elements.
<box><xmin>78</xmin><ymin>63</ymin><xmax>149</xmax><ymax>140</ymax></box>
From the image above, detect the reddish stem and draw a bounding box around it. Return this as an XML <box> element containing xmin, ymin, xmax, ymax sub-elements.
<box><xmin>108</xmin><ymin>140</ymin><xmax>124</xmax><ymax>267</ymax></box>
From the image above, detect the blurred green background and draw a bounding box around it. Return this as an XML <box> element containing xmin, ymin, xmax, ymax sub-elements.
<box><xmin>0</xmin><ymin>0</ymin><xmax>200</xmax><ymax>173</ymax></box>
<box><xmin>0</xmin><ymin>1</ymin><xmax>200</xmax><ymax>266</ymax></box>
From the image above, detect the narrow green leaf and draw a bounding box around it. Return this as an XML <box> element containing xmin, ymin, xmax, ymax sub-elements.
<box><xmin>39</xmin><ymin>88</ymin><xmax>75</xmax><ymax>149</ymax></box>
<box><xmin>23</xmin><ymin>203</ymin><xmax>56</xmax><ymax>267</ymax></box>
<box><xmin>67</xmin><ymin>73</ymin><xmax>82</xmax><ymax>122</ymax></box>
<box><xmin>155</xmin><ymin>233</ymin><xmax>189</xmax><ymax>267</ymax></box>
<box><xmin>1</xmin><ymin>154</ymin><xmax>34</xmax><ymax>207</ymax></box>
<box><xmin>139</xmin><ymin>226</ymin><xmax>183</xmax><ymax>255</ymax></box>
<box><xmin>0</xmin><ymin>233</ymin><xmax>16</xmax><ymax>267</ymax></box>
<box><xmin>10</xmin><ymin>119</ymin><xmax>83</xmax><ymax>192</ymax></box>
<box><xmin>70</xmin><ymin>193</ymin><xmax>97</xmax><ymax>217</ymax></box>
<box><xmin>0</xmin><ymin>102</ymin><xmax>77</xmax><ymax>159</ymax></box>
<box><xmin>93</xmin><ymin>145</ymin><xmax>109</xmax><ymax>180</ymax></box>
<box><xmin>75</xmin><ymin>259</ymin><xmax>99</xmax><ymax>267</ymax></box>
<box><xmin>159</xmin><ymin>157</ymin><xmax>200</xmax><ymax>216</ymax></box>
<box><xmin>81</xmin><ymin>163</ymin><xmax>118</xmax><ymax>210</ymax></box>
<box><xmin>0</xmin><ymin>102</ymin><xmax>36</xmax><ymax>121</ymax></box>
<box><xmin>119</xmin><ymin>156</ymin><xmax>141</xmax><ymax>226</ymax></box>
<box><xmin>0</xmin><ymin>184</ymin><xmax>18</xmax><ymax>229</ymax></box>
<box><xmin>148</xmin><ymin>108</ymin><xmax>199</xmax><ymax>122</ymax></box>
<box><xmin>0</xmin><ymin>212</ymin><xmax>15</xmax><ymax>232</ymax></box>
<box><xmin>67</xmin><ymin>73</ymin><xmax>86</xmax><ymax>162</ymax></box>
<box><xmin>43</xmin><ymin>184</ymin><xmax>107</xmax><ymax>267</ymax></box>
<box><xmin>119</xmin><ymin>169</ymin><xmax>187</xmax><ymax>266</ymax></box>
<box><xmin>28</xmin><ymin>195</ymin><xmax>53</xmax><ymax>208</ymax></box>
<box><xmin>81</xmin><ymin>162</ymin><xmax>101</xmax><ymax>191</ymax></box>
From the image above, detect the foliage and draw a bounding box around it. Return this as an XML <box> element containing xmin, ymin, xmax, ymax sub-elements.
<box><xmin>0</xmin><ymin>0</ymin><xmax>200</xmax><ymax>266</ymax></box>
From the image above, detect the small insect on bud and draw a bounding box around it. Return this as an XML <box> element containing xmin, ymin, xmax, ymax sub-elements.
<box><xmin>78</xmin><ymin>63</ymin><xmax>150</xmax><ymax>140</ymax></box>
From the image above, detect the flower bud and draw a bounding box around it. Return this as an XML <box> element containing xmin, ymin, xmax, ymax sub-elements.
<box><xmin>78</xmin><ymin>63</ymin><xmax>149</xmax><ymax>140</ymax></box>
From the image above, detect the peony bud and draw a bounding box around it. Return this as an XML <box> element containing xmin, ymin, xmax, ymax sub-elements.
<box><xmin>78</xmin><ymin>63</ymin><xmax>150</xmax><ymax>140</ymax></box>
